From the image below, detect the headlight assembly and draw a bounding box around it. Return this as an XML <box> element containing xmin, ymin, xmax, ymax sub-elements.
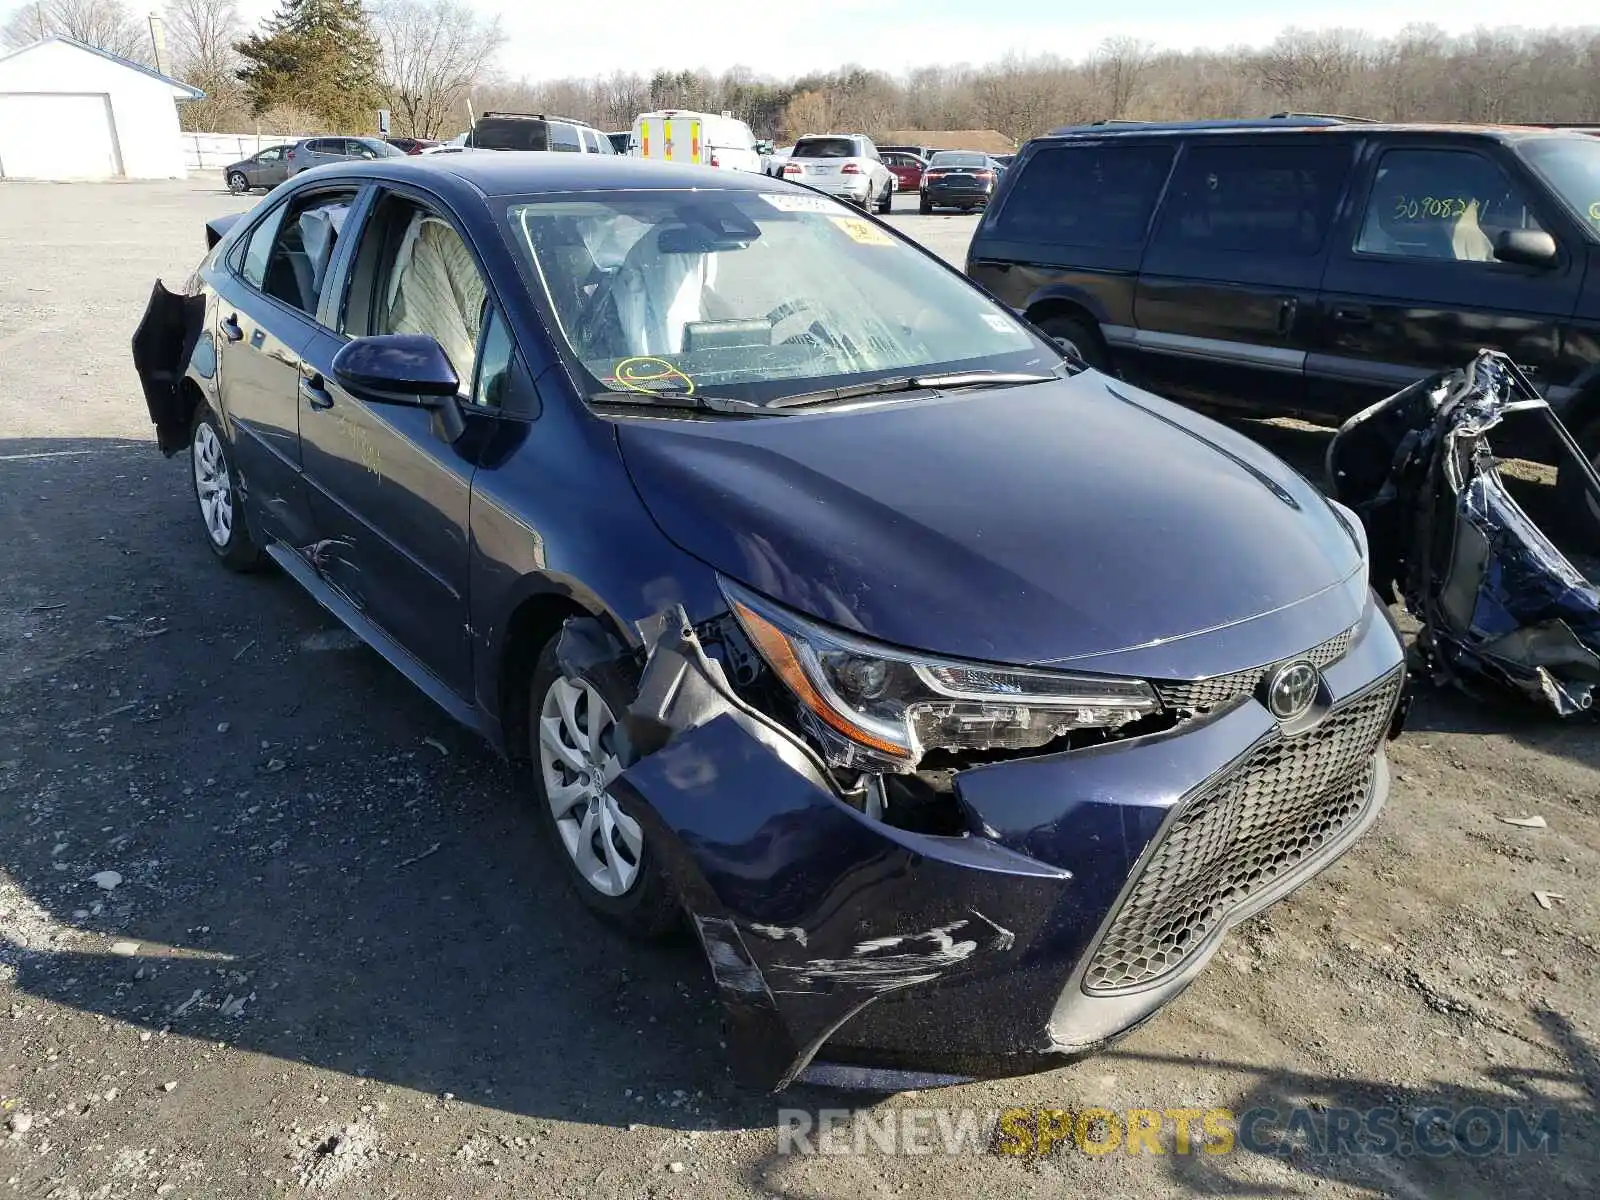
<box><xmin>720</xmin><ymin>577</ymin><xmax>1160</xmax><ymax>770</ymax></box>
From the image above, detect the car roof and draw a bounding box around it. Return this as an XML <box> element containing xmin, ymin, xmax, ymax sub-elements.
<box><xmin>1033</xmin><ymin>117</ymin><xmax>1599</xmax><ymax>147</ymax></box>
<box><xmin>291</xmin><ymin>152</ymin><xmax>803</xmax><ymax>198</ymax></box>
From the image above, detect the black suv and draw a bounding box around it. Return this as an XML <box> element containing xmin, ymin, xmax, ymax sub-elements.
<box><xmin>966</xmin><ymin>116</ymin><xmax>1600</xmax><ymax>509</ymax></box>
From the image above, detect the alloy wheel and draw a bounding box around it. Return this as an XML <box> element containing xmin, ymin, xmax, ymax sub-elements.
<box><xmin>227</xmin><ymin>172</ymin><xmax>247</xmax><ymax>194</ymax></box>
<box><xmin>538</xmin><ymin>675</ymin><xmax>642</xmax><ymax>897</ymax></box>
<box><xmin>192</xmin><ymin>421</ymin><xmax>234</xmax><ymax>548</ymax></box>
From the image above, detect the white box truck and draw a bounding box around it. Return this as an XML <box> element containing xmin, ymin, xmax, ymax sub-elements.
<box><xmin>631</xmin><ymin>110</ymin><xmax>761</xmax><ymax>172</ymax></box>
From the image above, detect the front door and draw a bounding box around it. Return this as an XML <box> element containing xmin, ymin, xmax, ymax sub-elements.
<box><xmin>297</xmin><ymin>190</ymin><xmax>498</xmax><ymax>697</ymax></box>
<box><xmin>1309</xmin><ymin>139</ymin><xmax>1585</xmax><ymax>420</ymax></box>
<box><xmin>212</xmin><ymin>186</ymin><xmax>360</xmax><ymax>546</ymax></box>
<box><xmin>1131</xmin><ymin>138</ymin><xmax>1352</xmax><ymax>415</ymax></box>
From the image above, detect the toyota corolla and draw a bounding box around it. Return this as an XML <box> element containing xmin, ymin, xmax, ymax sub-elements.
<box><xmin>131</xmin><ymin>153</ymin><xmax>1407</xmax><ymax>1092</ymax></box>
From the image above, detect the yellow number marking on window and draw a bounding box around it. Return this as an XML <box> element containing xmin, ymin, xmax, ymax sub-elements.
<box><xmin>612</xmin><ymin>356</ymin><xmax>695</xmax><ymax>395</ymax></box>
<box><xmin>829</xmin><ymin>216</ymin><xmax>895</xmax><ymax>246</ymax></box>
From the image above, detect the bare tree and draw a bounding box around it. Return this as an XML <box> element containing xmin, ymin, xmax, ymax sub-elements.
<box><xmin>372</xmin><ymin>0</ymin><xmax>505</xmax><ymax>138</ymax></box>
<box><xmin>0</xmin><ymin>0</ymin><xmax>150</xmax><ymax>60</ymax></box>
<box><xmin>161</xmin><ymin>0</ymin><xmax>245</xmax><ymax>128</ymax></box>
<box><xmin>1096</xmin><ymin>36</ymin><xmax>1154</xmax><ymax>119</ymax></box>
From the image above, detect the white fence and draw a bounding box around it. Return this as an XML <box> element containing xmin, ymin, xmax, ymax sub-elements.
<box><xmin>182</xmin><ymin>131</ymin><xmax>325</xmax><ymax>171</ymax></box>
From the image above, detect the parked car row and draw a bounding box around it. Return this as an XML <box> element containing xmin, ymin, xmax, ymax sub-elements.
<box><xmin>224</xmin><ymin>136</ymin><xmax>404</xmax><ymax>193</ymax></box>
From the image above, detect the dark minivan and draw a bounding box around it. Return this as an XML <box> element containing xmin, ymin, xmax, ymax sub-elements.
<box><xmin>967</xmin><ymin>117</ymin><xmax>1600</xmax><ymax>516</ymax></box>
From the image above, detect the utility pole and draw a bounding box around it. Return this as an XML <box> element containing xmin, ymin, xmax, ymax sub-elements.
<box><xmin>146</xmin><ymin>11</ymin><xmax>167</xmax><ymax>75</ymax></box>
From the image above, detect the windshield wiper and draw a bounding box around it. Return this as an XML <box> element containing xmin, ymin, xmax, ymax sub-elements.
<box><xmin>589</xmin><ymin>389</ymin><xmax>772</xmax><ymax>416</ymax></box>
<box><xmin>767</xmin><ymin>370</ymin><xmax>1058</xmax><ymax>410</ymax></box>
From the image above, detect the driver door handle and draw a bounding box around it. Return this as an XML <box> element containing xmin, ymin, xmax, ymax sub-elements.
<box><xmin>299</xmin><ymin>372</ymin><xmax>333</xmax><ymax>410</ymax></box>
<box><xmin>220</xmin><ymin>313</ymin><xmax>244</xmax><ymax>342</ymax></box>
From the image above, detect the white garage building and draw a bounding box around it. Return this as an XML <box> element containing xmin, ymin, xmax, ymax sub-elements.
<box><xmin>0</xmin><ymin>35</ymin><xmax>201</xmax><ymax>180</ymax></box>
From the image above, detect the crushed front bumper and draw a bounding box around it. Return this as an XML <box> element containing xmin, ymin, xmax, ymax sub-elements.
<box><xmin>579</xmin><ymin>597</ymin><xmax>1406</xmax><ymax>1091</ymax></box>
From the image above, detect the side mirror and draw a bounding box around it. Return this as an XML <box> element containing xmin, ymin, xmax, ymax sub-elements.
<box><xmin>331</xmin><ymin>334</ymin><xmax>465</xmax><ymax>441</ymax></box>
<box><xmin>1494</xmin><ymin>228</ymin><xmax>1558</xmax><ymax>269</ymax></box>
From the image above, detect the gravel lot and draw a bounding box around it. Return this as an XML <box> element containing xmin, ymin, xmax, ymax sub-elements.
<box><xmin>1</xmin><ymin>176</ymin><xmax>1596</xmax><ymax>1200</ymax></box>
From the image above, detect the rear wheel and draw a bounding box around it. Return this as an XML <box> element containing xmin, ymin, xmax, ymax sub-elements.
<box><xmin>876</xmin><ymin>180</ymin><xmax>894</xmax><ymax>214</ymax></box>
<box><xmin>527</xmin><ymin>639</ymin><xmax>678</xmax><ymax>938</ymax></box>
<box><xmin>226</xmin><ymin>171</ymin><xmax>249</xmax><ymax>194</ymax></box>
<box><xmin>919</xmin><ymin>195</ymin><xmax>933</xmax><ymax>215</ymax></box>
<box><xmin>190</xmin><ymin>407</ymin><xmax>263</xmax><ymax>571</ymax></box>
<box><xmin>1035</xmin><ymin>313</ymin><xmax>1110</xmax><ymax>373</ymax></box>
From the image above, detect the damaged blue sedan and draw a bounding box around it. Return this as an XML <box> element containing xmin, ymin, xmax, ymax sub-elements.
<box><xmin>132</xmin><ymin>153</ymin><xmax>1408</xmax><ymax>1091</ymax></box>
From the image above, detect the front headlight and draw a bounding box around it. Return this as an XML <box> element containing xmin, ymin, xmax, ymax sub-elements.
<box><xmin>720</xmin><ymin>577</ymin><xmax>1160</xmax><ymax>769</ymax></box>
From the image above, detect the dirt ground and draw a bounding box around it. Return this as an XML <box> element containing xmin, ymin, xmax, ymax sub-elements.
<box><xmin>0</xmin><ymin>177</ymin><xmax>1595</xmax><ymax>1200</ymax></box>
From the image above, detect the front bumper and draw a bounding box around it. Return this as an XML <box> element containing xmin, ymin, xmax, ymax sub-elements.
<box><xmin>587</xmin><ymin>597</ymin><xmax>1406</xmax><ymax>1091</ymax></box>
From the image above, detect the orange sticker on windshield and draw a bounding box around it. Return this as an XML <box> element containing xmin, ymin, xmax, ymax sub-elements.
<box><xmin>830</xmin><ymin>217</ymin><xmax>895</xmax><ymax>246</ymax></box>
<box><xmin>610</xmin><ymin>356</ymin><xmax>695</xmax><ymax>394</ymax></box>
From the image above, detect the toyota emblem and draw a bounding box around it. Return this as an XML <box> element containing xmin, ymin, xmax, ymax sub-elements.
<box><xmin>1266</xmin><ymin>660</ymin><xmax>1320</xmax><ymax>721</ymax></box>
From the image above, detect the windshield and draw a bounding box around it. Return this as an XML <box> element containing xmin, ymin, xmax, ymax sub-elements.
<box><xmin>504</xmin><ymin>189</ymin><xmax>1060</xmax><ymax>407</ymax></box>
<box><xmin>930</xmin><ymin>152</ymin><xmax>987</xmax><ymax>168</ymax></box>
<box><xmin>1519</xmin><ymin>136</ymin><xmax>1600</xmax><ymax>236</ymax></box>
<box><xmin>792</xmin><ymin>137</ymin><xmax>857</xmax><ymax>159</ymax></box>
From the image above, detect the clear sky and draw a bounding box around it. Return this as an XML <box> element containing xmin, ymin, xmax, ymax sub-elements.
<box><xmin>244</xmin><ymin>2</ymin><xmax>1598</xmax><ymax>81</ymax></box>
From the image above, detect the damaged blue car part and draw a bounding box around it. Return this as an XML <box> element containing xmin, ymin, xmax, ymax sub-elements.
<box><xmin>1329</xmin><ymin>349</ymin><xmax>1600</xmax><ymax>715</ymax></box>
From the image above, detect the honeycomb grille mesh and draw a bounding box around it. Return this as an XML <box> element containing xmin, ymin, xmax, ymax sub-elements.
<box><xmin>1083</xmin><ymin>669</ymin><xmax>1402</xmax><ymax>994</ymax></box>
<box><xmin>1156</xmin><ymin>625</ymin><xmax>1357</xmax><ymax>714</ymax></box>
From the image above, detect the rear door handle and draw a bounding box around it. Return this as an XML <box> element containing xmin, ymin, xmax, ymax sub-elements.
<box><xmin>220</xmin><ymin>313</ymin><xmax>243</xmax><ymax>342</ymax></box>
<box><xmin>299</xmin><ymin>373</ymin><xmax>333</xmax><ymax>410</ymax></box>
<box><xmin>1332</xmin><ymin>305</ymin><xmax>1372</xmax><ymax>325</ymax></box>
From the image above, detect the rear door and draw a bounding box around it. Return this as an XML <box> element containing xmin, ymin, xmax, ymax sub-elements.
<box><xmin>296</xmin><ymin>187</ymin><xmax>499</xmax><ymax>696</ymax></box>
<box><xmin>1310</xmin><ymin>137</ymin><xmax>1586</xmax><ymax>419</ymax></box>
<box><xmin>211</xmin><ymin>185</ymin><xmax>361</xmax><ymax>546</ymax></box>
<box><xmin>1131</xmin><ymin>138</ymin><xmax>1352</xmax><ymax>414</ymax></box>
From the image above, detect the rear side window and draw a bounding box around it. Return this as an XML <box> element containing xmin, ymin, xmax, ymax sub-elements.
<box><xmin>549</xmin><ymin>122</ymin><xmax>582</xmax><ymax>153</ymax></box>
<box><xmin>992</xmin><ymin>143</ymin><xmax>1174</xmax><ymax>247</ymax></box>
<box><xmin>1153</xmin><ymin>143</ymin><xmax>1350</xmax><ymax>256</ymax></box>
<box><xmin>472</xmin><ymin>118</ymin><xmax>550</xmax><ymax>151</ymax></box>
<box><xmin>793</xmin><ymin>137</ymin><xmax>857</xmax><ymax>159</ymax></box>
<box><xmin>244</xmin><ymin>190</ymin><xmax>358</xmax><ymax>318</ymax></box>
<box><xmin>580</xmin><ymin>127</ymin><xmax>600</xmax><ymax>153</ymax></box>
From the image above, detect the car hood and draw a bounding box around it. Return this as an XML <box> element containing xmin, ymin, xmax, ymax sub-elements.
<box><xmin>615</xmin><ymin>373</ymin><xmax>1365</xmax><ymax>670</ymax></box>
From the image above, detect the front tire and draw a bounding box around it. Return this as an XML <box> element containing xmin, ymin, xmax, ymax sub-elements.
<box><xmin>1035</xmin><ymin>313</ymin><xmax>1111</xmax><ymax>373</ymax></box>
<box><xmin>190</xmin><ymin>407</ymin><xmax>263</xmax><ymax>571</ymax></box>
<box><xmin>226</xmin><ymin>171</ymin><xmax>249</xmax><ymax>194</ymax></box>
<box><xmin>527</xmin><ymin>639</ymin><xmax>678</xmax><ymax>938</ymax></box>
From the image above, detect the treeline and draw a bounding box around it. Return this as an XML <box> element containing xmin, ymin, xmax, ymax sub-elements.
<box><xmin>4</xmin><ymin>4</ymin><xmax>1600</xmax><ymax>142</ymax></box>
<box><xmin>494</xmin><ymin>26</ymin><xmax>1600</xmax><ymax>143</ymax></box>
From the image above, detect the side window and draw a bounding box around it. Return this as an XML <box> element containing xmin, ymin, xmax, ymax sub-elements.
<box><xmin>346</xmin><ymin>140</ymin><xmax>373</xmax><ymax>159</ymax></box>
<box><xmin>253</xmin><ymin>190</ymin><xmax>358</xmax><ymax>317</ymax></box>
<box><xmin>258</xmin><ymin>147</ymin><xmax>281</xmax><ymax>162</ymax></box>
<box><xmin>580</xmin><ymin>127</ymin><xmax>601</xmax><ymax>154</ymax></box>
<box><xmin>1153</xmin><ymin>143</ymin><xmax>1350</xmax><ymax>256</ymax></box>
<box><xmin>1355</xmin><ymin>148</ymin><xmax>1546</xmax><ymax>262</ymax></box>
<box><xmin>549</xmin><ymin>122</ymin><xmax>582</xmax><ymax>153</ymax></box>
<box><xmin>364</xmin><ymin>199</ymin><xmax>488</xmax><ymax>387</ymax></box>
<box><xmin>307</xmin><ymin>139</ymin><xmax>334</xmax><ymax>155</ymax></box>
<box><xmin>472</xmin><ymin>307</ymin><xmax>515</xmax><ymax>409</ymax></box>
<box><xmin>992</xmin><ymin>143</ymin><xmax>1175</xmax><ymax>247</ymax></box>
<box><xmin>239</xmin><ymin>201</ymin><xmax>289</xmax><ymax>289</ymax></box>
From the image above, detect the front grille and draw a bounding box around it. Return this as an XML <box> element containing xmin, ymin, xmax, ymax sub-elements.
<box><xmin>1156</xmin><ymin>624</ymin><xmax>1357</xmax><ymax>715</ymax></box>
<box><xmin>1083</xmin><ymin>669</ymin><xmax>1402</xmax><ymax>994</ymax></box>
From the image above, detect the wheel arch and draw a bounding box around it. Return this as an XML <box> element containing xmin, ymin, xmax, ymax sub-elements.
<box><xmin>489</xmin><ymin>579</ymin><xmax>633</xmax><ymax>763</ymax></box>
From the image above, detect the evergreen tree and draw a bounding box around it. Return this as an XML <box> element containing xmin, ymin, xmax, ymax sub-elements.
<box><xmin>236</xmin><ymin>0</ymin><xmax>382</xmax><ymax>130</ymax></box>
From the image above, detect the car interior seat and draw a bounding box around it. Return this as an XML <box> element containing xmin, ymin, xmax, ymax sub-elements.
<box><xmin>384</xmin><ymin>213</ymin><xmax>486</xmax><ymax>386</ymax></box>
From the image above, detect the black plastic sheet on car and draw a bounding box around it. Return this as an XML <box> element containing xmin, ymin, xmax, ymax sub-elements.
<box><xmin>1327</xmin><ymin>350</ymin><xmax>1600</xmax><ymax>715</ymax></box>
